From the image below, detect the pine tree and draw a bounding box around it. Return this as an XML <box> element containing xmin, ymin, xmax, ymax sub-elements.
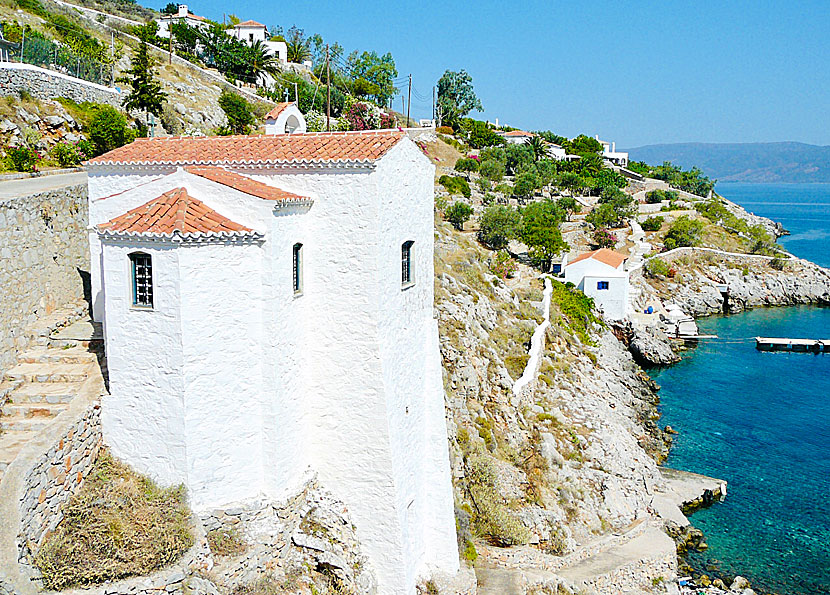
<box><xmin>119</xmin><ymin>39</ymin><xmax>167</xmax><ymax>117</ymax></box>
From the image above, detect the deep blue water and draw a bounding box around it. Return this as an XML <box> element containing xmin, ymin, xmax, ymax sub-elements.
<box><xmin>651</xmin><ymin>183</ymin><xmax>830</xmax><ymax>595</ymax></box>
<box><xmin>718</xmin><ymin>182</ymin><xmax>830</xmax><ymax>268</ymax></box>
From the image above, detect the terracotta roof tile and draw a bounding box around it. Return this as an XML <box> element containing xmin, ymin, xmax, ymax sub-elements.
<box><xmin>185</xmin><ymin>166</ymin><xmax>309</xmax><ymax>202</ymax></box>
<box><xmin>98</xmin><ymin>188</ymin><xmax>252</xmax><ymax>236</ymax></box>
<box><xmin>234</xmin><ymin>20</ymin><xmax>266</xmax><ymax>27</ymax></box>
<box><xmin>568</xmin><ymin>248</ymin><xmax>626</xmax><ymax>269</ymax></box>
<box><xmin>265</xmin><ymin>102</ymin><xmax>294</xmax><ymax>120</ymax></box>
<box><xmin>503</xmin><ymin>130</ymin><xmax>535</xmax><ymax>137</ymax></box>
<box><xmin>87</xmin><ymin>131</ymin><xmax>405</xmax><ymax>166</ymax></box>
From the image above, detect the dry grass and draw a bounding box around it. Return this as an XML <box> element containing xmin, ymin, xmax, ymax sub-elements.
<box><xmin>34</xmin><ymin>449</ymin><xmax>193</xmax><ymax>591</ymax></box>
<box><xmin>207</xmin><ymin>526</ymin><xmax>247</xmax><ymax>558</ymax></box>
<box><xmin>422</xmin><ymin>138</ymin><xmax>465</xmax><ymax>175</ymax></box>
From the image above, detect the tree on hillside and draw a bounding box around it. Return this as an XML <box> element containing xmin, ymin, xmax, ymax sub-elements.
<box><xmin>161</xmin><ymin>2</ymin><xmax>178</xmax><ymax>15</ymax></box>
<box><xmin>556</xmin><ymin>196</ymin><xmax>579</xmax><ymax>220</ymax></box>
<box><xmin>347</xmin><ymin>51</ymin><xmax>398</xmax><ymax>105</ymax></box>
<box><xmin>445</xmin><ymin>201</ymin><xmax>473</xmax><ymax>231</ymax></box>
<box><xmin>248</xmin><ymin>39</ymin><xmax>282</xmax><ymax>82</ymax></box>
<box><xmin>570</xmin><ymin>134</ymin><xmax>603</xmax><ymax>156</ymax></box>
<box><xmin>478</xmin><ymin>205</ymin><xmax>521</xmax><ymax>250</ymax></box>
<box><xmin>437</xmin><ymin>69</ymin><xmax>483</xmax><ymax>128</ymax></box>
<box><xmin>663</xmin><ymin>215</ymin><xmax>704</xmax><ymax>250</ymax></box>
<box><xmin>119</xmin><ymin>38</ymin><xmax>166</xmax><ymax>118</ymax></box>
<box><xmin>285</xmin><ymin>26</ymin><xmax>311</xmax><ymax>63</ymax></box>
<box><xmin>521</xmin><ymin>200</ymin><xmax>568</xmax><ymax>270</ymax></box>
<box><xmin>454</xmin><ymin>157</ymin><xmax>480</xmax><ymax>180</ymax></box>
<box><xmin>170</xmin><ymin>22</ymin><xmax>199</xmax><ymax>56</ymax></box>
<box><xmin>527</xmin><ymin>136</ymin><xmax>547</xmax><ymax>161</ymax></box>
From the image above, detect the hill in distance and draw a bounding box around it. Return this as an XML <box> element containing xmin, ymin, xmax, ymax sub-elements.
<box><xmin>625</xmin><ymin>142</ymin><xmax>830</xmax><ymax>183</ymax></box>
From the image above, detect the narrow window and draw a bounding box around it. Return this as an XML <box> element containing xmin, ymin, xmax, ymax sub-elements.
<box><xmin>129</xmin><ymin>252</ymin><xmax>153</xmax><ymax>308</ymax></box>
<box><xmin>401</xmin><ymin>240</ymin><xmax>414</xmax><ymax>286</ymax></box>
<box><xmin>597</xmin><ymin>281</ymin><xmax>609</xmax><ymax>290</ymax></box>
<box><xmin>292</xmin><ymin>243</ymin><xmax>303</xmax><ymax>295</ymax></box>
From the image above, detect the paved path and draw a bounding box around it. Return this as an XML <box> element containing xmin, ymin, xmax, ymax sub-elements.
<box><xmin>0</xmin><ymin>172</ymin><xmax>87</xmax><ymax>200</ymax></box>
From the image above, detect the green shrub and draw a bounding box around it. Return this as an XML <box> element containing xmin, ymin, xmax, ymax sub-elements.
<box><xmin>4</xmin><ymin>146</ymin><xmax>40</xmax><ymax>172</ymax></box>
<box><xmin>550</xmin><ymin>280</ymin><xmax>600</xmax><ymax>344</ymax></box>
<box><xmin>663</xmin><ymin>215</ymin><xmax>704</xmax><ymax>250</ymax></box>
<box><xmin>88</xmin><ymin>106</ymin><xmax>136</xmax><ymax>156</ymax></box>
<box><xmin>50</xmin><ymin>141</ymin><xmax>90</xmax><ymax>167</ymax></box>
<box><xmin>454</xmin><ymin>157</ymin><xmax>480</xmax><ymax>176</ymax></box>
<box><xmin>505</xmin><ymin>354</ymin><xmax>530</xmax><ymax>380</ymax></box>
<box><xmin>34</xmin><ymin>450</ymin><xmax>193</xmax><ymax>590</ymax></box>
<box><xmin>770</xmin><ymin>256</ymin><xmax>787</xmax><ymax>271</ymax></box>
<box><xmin>480</xmin><ymin>158</ymin><xmax>506</xmax><ymax>182</ymax></box>
<box><xmin>445</xmin><ymin>201</ymin><xmax>473</xmax><ymax>231</ymax></box>
<box><xmin>645</xmin><ymin>189</ymin><xmax>678</xmax><ymax>203</ymax></box>
<box><xmin>465</xmin><ymin>454</ymin><xmax>530</xmax><ymax>546</ymax></box>
<box><xmin>645</xmin><ymin>257</ymin><xmax>670</xmax><ymax>277</ymax></box>
<box><xmin>218</xmin><ymin>90</ymin><xmax>256</xmax><ymax>135</ymax></box>
<box><xmin>438</xmin><ymin>175</ymin><xmax>471</xmax><ymax>198</ymax></box>
<box><xmin>489</xmin><ymin>250</ymin><xmax>517</xmax><ymax>278</ymax></box>
<box><xmin>641</xmin><ymin>215</ymin><xmax>665</xmax><ymax>231</ymax></box>
<box><xmin>462</xmin><ymin>539</ymin><xmax>478</xmax><ymax>562</ymax></box>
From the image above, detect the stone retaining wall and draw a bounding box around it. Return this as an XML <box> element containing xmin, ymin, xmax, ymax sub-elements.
<box><xmin>17</xmin><ymin>404</ymin><xmax>102</xmax><ymax>568</ymax></box>
<box><xmin>0</xmin><ymin>63</ymin><xmax>120</xmax><ymax>107</ymax></box>
<box><xmin>0</xmin><ymin>183</ymin><xmax>90</xmax><ymax>376</ymax></box>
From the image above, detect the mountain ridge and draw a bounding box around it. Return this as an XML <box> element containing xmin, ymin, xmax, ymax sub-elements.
<box><xmin>625</xmin><ymin>141</ymin><xmax>830</xmax><ymax>183</ymax></box>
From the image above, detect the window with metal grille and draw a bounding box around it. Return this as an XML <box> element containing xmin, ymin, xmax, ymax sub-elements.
<box><xmin>292</xmin><ymin>243</ymin><xmax>303</xmax><ymax>294</ymax></box>
<box><xmin>597</xmin><ymin>281</ymin><xmax>609</xmax><ymax>290</ymax></box>
<box><xmin>401</xmin><ymin>240</ymin><xmax>414</xmax><ymax>286</ymax></box>
<box><xmin>130</xmin><ymin>252</ymin><xmax>153</xmax><ymax>308</ymax></box>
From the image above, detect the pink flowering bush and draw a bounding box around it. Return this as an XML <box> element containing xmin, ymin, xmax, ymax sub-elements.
<box><xmin>50</xmin><ymin>140</ymin><xmax>93</xmax><ymax>167</ymax></box>
<box><xmin>343</xmin><ymin>101</ymin><xmax>395</xmax><ymax>131</ymax></box>
<box><xmin>592</xmin><ymin>228</ymin><xmax>617</xmax><ymax>249</ymax></box>
<box><xmin>4</xmin><ymin>146</ymin><xmax>41</xmax><ymax>173</ymax></box>
<box><xmin>489</xmin><ymin>250</ymin><xmax>518</xmax><ymax>279</ymax></box>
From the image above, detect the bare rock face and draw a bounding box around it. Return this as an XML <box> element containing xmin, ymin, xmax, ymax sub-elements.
<box><xmin>629</xmin><ymin>326</ymin><xmax>681</xmax><ymax>366</ymax></box>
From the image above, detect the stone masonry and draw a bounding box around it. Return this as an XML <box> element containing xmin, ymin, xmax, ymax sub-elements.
<box><xmin>0</xmin><ymin>64</ymin><xmax>121</xmax><ymax>108</ymax></box>
<box><xmin>0</xmin><ymin>183</ymin><xmax>90</xmax><ymax>376</ymax></box>
<box><xmin>16</xmin><ymin>403</ymin><xmax>102</xmax><ymax>569</ymax></box>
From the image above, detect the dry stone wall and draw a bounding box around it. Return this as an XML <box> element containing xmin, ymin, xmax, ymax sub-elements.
<box><xmin>17</xmin><ymin>404</ymin><xmax>102</xmax><ymax>569</ymax></box>
<box><xmin>0</xmin><ymin>183</ymin><xmax>90</xmax><ymax>375</ymax></box>
<box><xmin>0</xmin><ymin>64</ymin><xmax>121</xmax><ymax>108</ymax></box>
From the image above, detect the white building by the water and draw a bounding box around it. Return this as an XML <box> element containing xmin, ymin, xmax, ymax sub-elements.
<box><xmin>564</xmin><ymin>248</ymin><xmax>630</xmax><ymax>320</ymax></box>
<box><xmin>85</xmin><ymin>129</ymin><xmax>458</xmax><ymax>594</ymax></box>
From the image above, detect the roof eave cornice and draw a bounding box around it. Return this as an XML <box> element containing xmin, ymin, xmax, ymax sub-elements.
<box><xmin>86</xmin><ymin>159</ymin><xmax>378</xmax><ymax>173</ymax></box>
<box><xmin>96</xmin><ymin>229</ymin><xmax>265</xmax><ymax>245</ymax></box>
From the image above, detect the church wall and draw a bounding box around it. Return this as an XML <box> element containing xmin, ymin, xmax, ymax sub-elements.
<box><xmin>178</xmin><ymin>241</ymin><xmax>267</xmax><ymax>509</ymax></box>
<box><xmin>100</xmin><ymin>240</ymin><xmax>187</xmax><ymax>486</ymax></box>
<box><xmin>372</xmin><ymin>140</ymin><xmax>459</xmax><ymax>587</ymax></box>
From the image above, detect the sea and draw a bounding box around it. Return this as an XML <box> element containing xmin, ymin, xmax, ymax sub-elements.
<box><xmin>650</xmin><ymin>183</ymin><xmax>830</xmax><ymax>595</ymax></box>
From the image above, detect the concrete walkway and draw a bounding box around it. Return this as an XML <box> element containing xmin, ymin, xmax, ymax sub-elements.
<box><xmin>0</xmin><ymin>172</ymin><xmax>87</xmax><ymax>200</ymax></box>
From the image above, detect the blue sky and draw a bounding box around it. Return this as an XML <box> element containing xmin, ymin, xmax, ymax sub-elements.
<box><xmin>174</xmin><ymin>0</ymin><xmax>829</xmax><ymax>147</ymax></box>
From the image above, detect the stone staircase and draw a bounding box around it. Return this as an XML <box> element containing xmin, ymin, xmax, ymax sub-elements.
<box><xmin>0</xmin><ymin>322</ymin><xmax>102</xmax><ymax>486</ymax></box>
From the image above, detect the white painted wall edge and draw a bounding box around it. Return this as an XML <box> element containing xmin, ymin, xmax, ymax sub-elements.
<box><xmin>512</xmin><ymin>277</ymin><xmax>553</xmax><ymax>398</ymax></box>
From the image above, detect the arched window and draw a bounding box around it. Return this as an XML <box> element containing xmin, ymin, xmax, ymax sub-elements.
<box><xmin>292</xmin><ymin>243</ymin><xmax>303</xmax><ymax>295</ymax></box>
<box><xmin>129</xmin><ymin>252</ymin><xmax>153</xmax><ymax>308</ymax></box>
<box><xmin>401</xmin><ymin>241</ymin><xmax>414</xmax><ymax>287</ymax></box>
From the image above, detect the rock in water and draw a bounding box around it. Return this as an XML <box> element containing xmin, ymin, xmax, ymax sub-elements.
<box><xmin>629</xmin><ymin>326</ymin><xmax>681</xmax><ymax>365</ymax></box>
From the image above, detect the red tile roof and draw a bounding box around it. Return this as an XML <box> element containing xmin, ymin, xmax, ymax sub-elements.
<box><xmin>185</xmin><ymin>166</ymin><xmax>309</xmax><ymax>202</ymax></box>
<box><xmin>98</xmin><ymin>188</ymin><xmax>252</xmax><ymax>236</ymax></box>
<box><xmin>265</xmin><ymin>102</ymin><xmax>294</xmax><ymax>120</ymax></box>
<box><xmin>234</xmin><ymin>19</ymin><xmax>266</xmax><ymax>27</ymax></box>
<box><xmin>504</xmin><ymin>130</ymin><xmax>535</xmax><ymax>137</ymax></box>
<box><xmin>568</xmin><ymin>248</ymin><xmax>626</xmax><ymax>269</ymax></box>
<box><xmin>87</xmin><ymin>131</ymin><xmax>405</xmax><ymax>166</ymax></box>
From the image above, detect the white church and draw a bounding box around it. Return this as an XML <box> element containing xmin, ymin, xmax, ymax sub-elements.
<box><xmin>85</xmin><ymin>124</ymin><xmax>458</xmax><ymax>593</ymax></box>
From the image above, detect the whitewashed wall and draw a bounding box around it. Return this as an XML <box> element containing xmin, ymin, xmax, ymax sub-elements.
<box><xmin>100</xmin><ymin>241</ymin><xmax>187</xmax><ymax>486</ymax></box>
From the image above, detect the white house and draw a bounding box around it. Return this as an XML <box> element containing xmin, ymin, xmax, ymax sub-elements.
<box><xmin>231</xmin><ymin>19</ymin><xmax>268</xmax><ymax>43</ymax></box>
<box><xmin>264</xmin><ymin>102</ymin><xmax>306</xmax><ymax>135</ymax></box>
<box><xmin>547</xmin><ymin>143</ymin><xmax>567</xmax><ymax>161</ymax></box>
<box><xmin>497</xmin><ymin>130</ymin><xmax>536</xmax><ymax>145</ymax></box>
<box><xmin>85</xmin><ymin>130</ymin><xmax>459</xmax><ymax>594</ymax></box>
<box><xmin>564</xmin><ymin>248</ymin><xmax>629</xmax><ymax>320</ymax></box>
<box><xmin>156</xmin><ymin>4</ymin><xmax>209</xmax><ymax>39</ymax></box>
<box><xmin>594</xmin><ymin>135</ymin><xmax>629</xmax><ymax>166</ymax></box>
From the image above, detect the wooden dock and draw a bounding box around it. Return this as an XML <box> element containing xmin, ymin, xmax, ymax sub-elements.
<box><xmin>756</xmin><ymin>337</ymin><xmax>830</xmax><ymax>352</ymax></box>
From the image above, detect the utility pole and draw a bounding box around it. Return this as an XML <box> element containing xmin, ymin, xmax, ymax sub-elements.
<box><xmin>293</xmin><ymin>82</ymin><xmax>298</xmax><ymax>104</ymax></box>
<box><xmin>432</xmin><ymin>86</ymin><xmax>436</xmax><ymax>122</ymax></box>
<box><xmin>406</xmin><ymin>74</ymin><xmax>411</xmax><ymax>127</ymax></box>
<box><xmin>325</xmin><ymin>44</ymin><xmax>330</xmax><ymax>132</ymax></box>
<box><xmin>168</xmin><ymin>30</ymin><xmax>172</xmax><ymax>64</ymax></box>
<box><xmin>400</xmin><ymin>95</ymin><xmax>405</xmax><ymax>123</ymax></box>
<box><xmin>20</xmin><ymin>30</ymin><xmax>24</xmax><ymax>62</ymax></box>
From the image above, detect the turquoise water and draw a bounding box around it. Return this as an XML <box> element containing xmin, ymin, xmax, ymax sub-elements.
<box><xmin>651</xmin><ymin>183</ymin><xmax>830</xmax><ymax>594</ymax></box>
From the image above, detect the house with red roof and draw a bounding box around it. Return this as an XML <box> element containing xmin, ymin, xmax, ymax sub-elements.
<box><xmin>85</xmin><ymin>130</ymin><xmax>458</xmax><ymax>594</ymax></box>
<box><xmin>564</xmin><ymin>248</ymin><xmax>630</xmax><ymax>320</ymax></box>
<box><xmin>156</xmin><ymin>4</ymin><xmax>209</xmax><ymax>39</ymax></box>
<box><xmin>264</xmin><ymin>102</ymin><xmax>306</xmax><ymax>134</ymax></box>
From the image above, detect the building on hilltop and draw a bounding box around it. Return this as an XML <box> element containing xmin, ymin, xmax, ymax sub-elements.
<box><xmin>156</xmin><ymin>4</ymin><xmax>210</xmax><ymax>38</ymax></box>
<box><xmin>84</xmin><ymin>130</ymin><xmax>458</xmax><ymax>594</ymax></box>
<box><xmin>564</xmin><ymin>248</ymin><xmax>630</xmax><ymax>320</ymax></box>
<box><xmin>496</xmin><ymin>129</ymin><xmax>536</xmax><ymax>145</ymax></box>
<box><xmin>594</xmin><ymin>135</ymin><xmax>629</xmax><ymax>166</ymax></box>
